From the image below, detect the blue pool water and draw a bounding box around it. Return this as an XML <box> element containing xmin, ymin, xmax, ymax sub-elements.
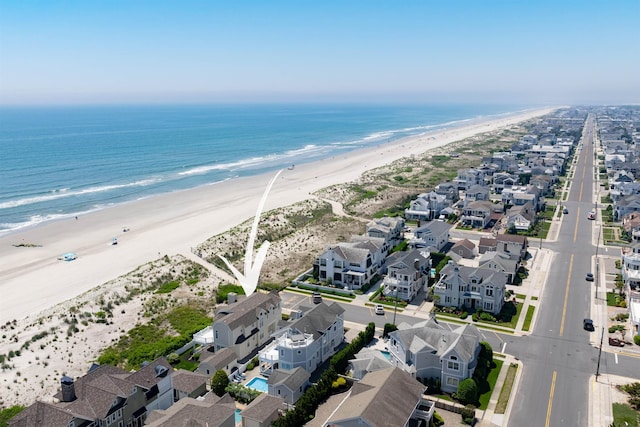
<box><xmin>246</xmin><ymin>376</ymin><xmax>269</xmax><ymax>392</ymax></box>
<box><xmin>234</xmin><ymin>408</ymin><xmax>241</xmax><ymax>424</ymax></box>
<box><xmin>380</xmin><ymin>350</ymin><xmax>391</xmax><ymax>360</ymax></box>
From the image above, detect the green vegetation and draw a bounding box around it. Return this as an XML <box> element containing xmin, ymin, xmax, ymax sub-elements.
<box><xmin>457</xmin><ymin>378</ymin><xmax>478</xmax><ymax>405</ymax></box>
<box><xmin>495</xmin><ymin>363</ymin><xmax>518</xmax><ymax>414</ymax></box>
<box><xmin>156</xmin><ymin>280</ymin><xmax>180</xmax><ymax>294</ymax></box>
<box><xmin>479</xmin><ymin>358</ymin><xmax>503</xmax><ymax>410</ymax></box>
<box><xmin>531</xmin><ymin>296</ymin><xmax>539</xmax><ymax>301</ymax></box>
<box><xmin>0</xmin><ymin>406</ymin><xmax>24</xmax><ymax>427</ymax></box>
<box><xmin>211</xmin><ymin>370</ymin><xmax>230</xmax><ymax>396</ymax></box>
<box><xmin>392</xmin><ymin>240</ymin><xmax>409</xmax><ymax>252</ymax></box>
<box><xmin>473</xmin><ymin>301</ymin><xmax>523</xmax><ymax>329</ymax></box>
<box><xmin>97</xmin><ymin>305</ymin><xmax>211</xmax><ymax>370</ymax></box>
<box><xmin>522</xmin><ymin>305</ymin><xmax>535</xmax><ymax>332</ymax></box>
<box><xmin>612</xmin><ymin>403</ymin><xmax>639</xmax><ymax>427</ymax></box>
<box><xmin>515</xmin><ymin>293</ymin><xmax>526</xmax><ymax>300</ymax></box>
<box><xmin>216</xmin><ymin>284</ymin><xmax>245</xmax><ymax>303</ymax></box>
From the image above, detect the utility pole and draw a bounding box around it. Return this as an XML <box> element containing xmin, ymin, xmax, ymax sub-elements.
<box><xmin>596</xmin><ymin>326</ymin><xmax>605</xmax><ymax>379</ymax></box>
<box><xmin>392</xmin><ymin>286</ymin><xmax>399</xmax><ymax>326</ymax></box>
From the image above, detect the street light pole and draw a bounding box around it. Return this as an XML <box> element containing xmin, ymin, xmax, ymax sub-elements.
<box><xmin>392</xmin><ymin>286</ymin><xmax>399</xmax><ymax>326</ymax></box>
<box><xmin>595</xmin><ymin>326</ymin><xmax>605</xmax><ymax>378</ymax></box>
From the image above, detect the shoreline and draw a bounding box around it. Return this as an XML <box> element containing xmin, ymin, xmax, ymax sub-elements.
<box><xmin>0</xmin><ymin>107</ymin><xmax>556</xmax><ymax>326</ymax></box>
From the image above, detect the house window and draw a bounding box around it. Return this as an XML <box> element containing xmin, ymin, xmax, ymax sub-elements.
<box><xmin>445</xmin><ymin>296</ymin><xmax>451</xmax><ymax>304</ymax></box>
<box><xmin>486</xmin><ymin>287</ymin><xmax>494</xmax><ymax>297</ymax></box>
<box><xmin>484</xmin><ymin>302</ymin><xmax>493</xmax><ymax>311</ymax></box>
<box><xmin>448</xmin><ymin>360</ymin><xmax>460</xmax><ymax>371</ymax></box>
<box><xmin>215</xmin><ymin>330</ymin><xmax>218</xmax><ymax>339</ymax></box>
<box><xmin>446</xmin><ymin>377</ymin><xmax>459</xmax><ymax>387</ymax></box>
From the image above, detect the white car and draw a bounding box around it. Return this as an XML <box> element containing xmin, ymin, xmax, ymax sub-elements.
<box><xmin>374</xmin><ymin>304</ymin><xmax>385</xmax><ymax>315</ymax></box>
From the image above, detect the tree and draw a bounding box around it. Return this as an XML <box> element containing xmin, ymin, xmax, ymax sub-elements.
<box><xmin>457</xmin><ymin>378</ymin><xmax>478</xmax><ymax>405</ymax></box>
<box><xmin>211</xmin><ymin>370</ymin><xmax>229</xmax><ymax>396</ymax></box>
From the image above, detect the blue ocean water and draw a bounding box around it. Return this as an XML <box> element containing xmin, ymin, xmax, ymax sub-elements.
<box><xmin>0</xmin><ymin>103</ymin><xmax>528</xmax><ymax>235</ymax></box>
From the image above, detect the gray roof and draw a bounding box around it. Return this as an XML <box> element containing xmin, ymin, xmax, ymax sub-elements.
<box><xmin>326</xmin><ymin>367</ymin><xmax>426</xmax><ymax>427</ymax></box>
<box><xmin>267</xmin><ymin>367</ymin><xmax>310</xmax><ymax>390</ymax></box>
<box><xmin>214</xmin><ymin>291</ymin><xmax>280</xmax><ymax>330</ymax></box>
<box><xmin>332</xmin><ymin>244</ymin><xmax>370</xmax><ymax>264</ymax></box>
<box><xmin>479</xmin><ymin>251</ymin><xmax>519</xmax><ymax>271</ymax></box>
<box><xmin>439</xmin><ymin>263</ymin><xmax>509</xmax><ymax>289</ymax></box>
<box><xmin>172</xmin><ymin>369</ymin><xmax>208</xmax><ymax>394</ymax></box>
<box><xmin>240</xmin><ymin>393</ymin><xmax>284</xmax><ymax>423</ymax></box>
<box><xmin>415</xmin><ymin>220</ymin><xmax>451</xmax><ymax>236</ymax></box>
<box><xmin>452</xmin><ymin>239</ymin><xmax>475</xmax><ymax>251</ymax></box>
<box><xmin>145</xmin><ymin>393</ymin><xmax>236</xmax><ymax>427</ymax></box>
<box><xmin>386</xmin><ymin>248</ymin><xmax>429</xmax><ymax>275</ymax></box>
<box><xmin>287</xmin><ymin>302</ymin><xmax>345</xmax><ymax>340</ymax></box>
<box><xmin>7</xmin><ymin>401</ymin><xmax>82</xmax><ymax>427</ymax></box>
<box><xmin>199</xmin><ymin>347</ymin><xmax>238</xmax><ymax>371</ymax></box>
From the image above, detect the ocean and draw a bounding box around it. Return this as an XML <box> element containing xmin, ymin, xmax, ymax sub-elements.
<box><xmin>0</xmin><ymin>103</ymin><xmax>528</xmax><ymax>235</ymax></box>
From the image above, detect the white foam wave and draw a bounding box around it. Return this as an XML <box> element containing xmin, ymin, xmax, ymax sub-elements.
<box><xmin>0</xmin><ymin>178</ymin><xmax>160</xmax><ymax>210</ymax></box>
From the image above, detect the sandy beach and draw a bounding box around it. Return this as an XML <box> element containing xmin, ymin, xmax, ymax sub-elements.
<box><xmin>0</xmin><ymin>107</ymin><xmax>556</xmax><ymax>327</ymax></box>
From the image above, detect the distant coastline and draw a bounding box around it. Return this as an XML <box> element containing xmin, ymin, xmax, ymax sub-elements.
<box><xmin>0</xmin><ymin>103</ymin><xmax>536</xmax><ymax>236</ymax></box>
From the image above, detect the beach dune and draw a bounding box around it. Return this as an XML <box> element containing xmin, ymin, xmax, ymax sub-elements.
<box><xmin>0</xmin><ymin>108</ymin><xmax>556</xmax><ymax>325</ymax></box>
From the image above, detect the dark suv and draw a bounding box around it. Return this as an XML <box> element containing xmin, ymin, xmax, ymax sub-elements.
<box><xmin>583</xmin><ymin>318</ymin><xmax>594</xmax><ymax>331</ymax></box>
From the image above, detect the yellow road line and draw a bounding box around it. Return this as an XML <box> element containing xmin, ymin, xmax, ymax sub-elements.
<box><xmin>545</xmin><ymin>371</ymin><xmax>557</xmax><ymax>427</ymax></box>
<box><xmin>573</xmin><ymin>209</ymin><xmax>580</xmax><ymax>242</ymax></box>
<box><xmin>579</xmin><ymin>180</ymin><xmax>584</xmax><ymax>201</ymax></box>
<box><xmin>559</xmin><ymin>254</ymin><xmax>573</xmax><ymax>336</ymax></box>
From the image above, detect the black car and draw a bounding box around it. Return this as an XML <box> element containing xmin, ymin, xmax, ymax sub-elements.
<box><xmin>583</xmin><ymin>318</ymin><xmax>594</xmax><ymax>331</ymax></box>
<box><xmin>586</xmin><ymin>273</ymin><xmax>594</xmax><ymax>281</ymax></box>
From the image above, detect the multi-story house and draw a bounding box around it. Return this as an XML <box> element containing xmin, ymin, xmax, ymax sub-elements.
<box><xmin>10</xmin><ymin>358</ymin><xmax>173</xmax><ymax>427</ymax></box>
<box><xmin>621</xmin><ymin>242</ymin><xmax>640</xmax><ymax>296</ymax></box>
<box><xmin>387</xmin><ymin>318</ymin><xmax>482</xmax><ymax>393</ymax></box>
<box><xmin>326</xmin><ymin>367</ymin><xmax>433</xmax><ymax>427</ymax></box>
<box><xmin>502</xmin><ymin>185</ymin><xmax>542</xmax><ymax>211</ymax></box>
<box><xmin>382</xmin><ymin>248</ymin><xmax>431</xmax><ymax>302</ymax></box>
<box><xmin>314</xmin><ymin>240</ymin><xmax>381</xmax><ymax>289</ymax></box>
<box><xmin>454</xmin><ymin>168</ymin><xmax>487</xmax><ymax>190</ymax></box>
<box><xmin>258</xmin><ymin>302</ymin><xmax>345</xmax><ymax>376</ymax></box>
<box><xmin>145</xmin><ymin>393</ymin><xmax>236</xmax><ymax>427</ymax></box>
<box><xmin>366</xmin><ymin>216</ymin><xmax>405</xmax><ymax>248</ymax></box>
<box><xmin>505</xmin><ymin>201</ymin><xmax>536</xmax><ymax>231</ymax></box>
<box><xmin>267</xmin><ymin>367</ymin><xmax>310</xmax><ymax>405</ymax></box>
<box><xmin>212</xmin><ymin>292</ymin><xmax>281</xmax><ymax>361</ymax></box>
<box><xmin>463</xmin><ymin>185</ymin><xmax>491</xmax><ymax>207</ymax></box>
<box><xmin>435</xmin><ymin>181</ymin><xmax>460</xmax><ymax>203</ymax></box>
<box><xmin>460</xmin><ymin>200</ymin><xmax>494</xmax><ymax>229</ymax></box>
<box><xmin>434</xmin><ymin>262</ymin><xmax>507</xmax><ymax>315</ymax></box>
<box><xmin>615</xmin><ymin>194</ymin><xmax>640</xmax><ymax>221</ymax></box>
<box><xmin>405</xmin><ymin>191</ymin><xmax>448</xmax><ymax>221</ymax></box>
<box><xmin>410</xmin><ymin>221</ymin><xmax>451</xmax><ymax>251</ymax></box>
<box><xmin>492</xmin><ymin>172</ymin><xmax>518</xmax><ymax>194</ymax></box>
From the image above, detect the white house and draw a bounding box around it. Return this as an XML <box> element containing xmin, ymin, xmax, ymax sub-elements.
<box><xmin>434</xmin><ymin>262</ymin><xmax>507</xmax><ymax>315</ymax></box>
<box><xmin>267</xmin><ymin>367</ymin><xmax>310</xmax><ymax>405</ymax></box>
<box><xmin>382</xmin><ymin>248</ymin><xmax>431</xmax><ymax>302</ymax></box>
<box><xmin>314</xmin><ymin>241</ymin><xmax>379</xmax><ymax>289</ymax></box>
<box><xmin>366</xmin><ymin>216</ymin><xmax>405</xmax><ymax>248</ymax></box>
<box><xmin>259</xmin><ymin>302</ymin><xmax>345</xmax><ymax>376</ymax></box>
<box><xmin>405</xmin><ymin>191</ymin><xmax>448</xmax><ymax>221</ymax></box>
<box><xmin>410</xmin><ymin>221</ymin><xmax>451</xmax><ymax>251</ymax></box>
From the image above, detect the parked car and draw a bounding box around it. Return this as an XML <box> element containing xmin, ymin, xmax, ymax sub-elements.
<box><xmin>583</xmin><ymin>318</ymin><xmax>594</xmax><ymax>331</ymax></box>
<box><xmin>563</xmin><ymin>207</ymin><xmax>569</xmax><ymax>214</ymax></box>
<box><xmin>586</xmin><ymin>273</ymin><xmax>594</xmax><ymax>281</ymax></box>
<box><xmin>588</xmin><ymin>211</ymin><xmax>596</xmax><ymax>220</ymax></box>
<box><xmin>312</xmin><ymin>292</ymin><xmax>322</xmax><ymax>304</ymax></box>
<box><xmin>374</xmin><ymin>304</ymin><xmax>385</xmax><ymax>315</ymax></box>
<box><xmin>609</xmin><ymin>337</ymin><xmax>625</xmax><ymax>347</ymax></box>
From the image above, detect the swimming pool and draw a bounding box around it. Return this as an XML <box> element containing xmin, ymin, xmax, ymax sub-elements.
<box><xmin>380</xmin><ymin>350</ymin><xmax>391</xmax><ymax>360</ymax></box>
<box><xmin>246</xmin><ymin>376</ymin><xmax>269</xmax><ymax>392</ymax></box>
<box><xmin>234</xmin><ymin>408</ymin><xmax>241</xmax><ymax>424</ymax></box>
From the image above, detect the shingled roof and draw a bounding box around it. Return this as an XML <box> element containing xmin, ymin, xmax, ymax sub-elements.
<box><xmin>214</xmin><ymin>291</ymin><xmax>280</xmax><ymax>330</ymax></box>
<box><xmin>287</xmin><ymin>302</ymin><xmax>345</xmax><ymax>340</ymax></box>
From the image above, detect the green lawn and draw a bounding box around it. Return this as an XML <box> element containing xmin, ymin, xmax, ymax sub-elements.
<box><xmin>515</xmin><ymin>293</ymin><xmax>526</xmax><ymax>300</ymax></box>
<box><xmin>476</xmin><ymin>301</ymin><xmax>523</xmax><ymax>329</ymax></box>
<box><xmin>522</xmin><ymin>305</ymin><xmax>535</xmax><ymax>332</ymax></box>
<box><xmin>612</xmin><ymin>403</ymin><xmax>640</xmax><ymax>427</ymax></box>
<box><xmin>495</xmin><ymin>363</ymin><xmax>518</xmax><ymax>414</ymax></box>
<box><xmin>479</xmin><ymin>359</ymin><xmax>504</xmax><ymax>410</ymax></box>
<box><xmin>607</xmin><ymin>292</ymin><xmax>618</xmax><ymax>307</ymax></box>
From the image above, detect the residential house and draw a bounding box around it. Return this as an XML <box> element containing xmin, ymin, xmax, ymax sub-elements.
<box><xmin>622</xmin><ymin>212</ymin><xmax>640</xmax><ymax>241</ymax></box>
<box><xmin>613</xmin><ymin>170</ymin><xmax>635</xmax><ymax>184</ymax></box>
<box><xmin>314</xmin><ymin>241</ymin><xmax>379</xmax><ymax>289</ymax></box>
<box><xmin>454</xmin><ymin>168</ymin><xmax>487</xmax><ymax>190</ymax></box>
<box><xmin>502</xmin><ymin>185</ymin><xmax>542</xmax><ymax>211</ymax></box>
<box><xmin>505</xmin><ymin>201</ymin><xmax>537</xmax><ymax>231</ymax></box>
<box><xmin>478</xmin><ymin>237</ymin><xmax>498</xmax><ymax>254</ymax></box>
<box><xmin>460</xmin><ymin>200</ymin><xmax>494</xmax><ymax>229</ymax></box>
<box><xmin>196</xmin><ymin>347</ymin><xmax>239</xmax><ymax>378</ymax></box>
<box><xmin>212</xmin><ymin>292</ymin><xmax>281</xmax><ymax>361</ymax></box>
<box><xmin>405</xmin><ymin>191</ymin><xmax>448</xmax><ymax>221</ymax></box>
<box><xmin>530</xmin><ymin>174</ymin><xmax>556</xmax><ymax>196</ymax></box>
<box><xmin>492</xmin><ymin>172</ymin><xmax>518</xmax><ymax>194</ymax></box>
<box><xmin>259</xmin><ymin>302</ymin><xmax>345</xmax><ymax>376</ymax></box>
<box><xmin>495</xmin><ymin>234</ymin><xmax>529</xmax><ymax>260</ymax></box>
<box><xmin>348</xmin><ymin>348</ymin><xmax>393</xmax><ymax>380</ymax></box>
<box><xmin>478</xmin><ymin>251</ymin><xmax>519</xmax><ymax>284</ymax></box>
<box><xmin>240</xmin><ymin>393</ymin><xmax>285</xmax><ymax>427</ymax></box>
<box><xmin>349</xmin><ymin>236</ymin><xmax>389</xmax><ymax>272</ymax></box>
<box><xmin>366</xmin><ymin>216</ymin><xmax>405</xmax><ymax>248</ymax></box>
<box><xmin>434</xmin><ymin>262</ymin><xmax>508</xmax><ymax>315</ymax></box>
<box><xmin>145</xmin><ymin>393</ymin><xmax>236</xmax><ymax>427</ymax></box>
<box><xmin>388</xmin><ymin>317</ymin><xmax>483</xmax><ymax>393</ymax></box>
<box><xmin>449</xmin><ymin>239</ymin><xmax>476</xmax><ymax>260</ymax></box>
<box><xmin>615</xmin><ymin>194</ymin><xmax>640</xmax><ymax>221</ymax></box>
<box><xmin>463</xmin><ymin>184</ymin><xmax>491</xmax><ymax>206</ymax></box>
<box><xmin>621</xmin><ymin>243</ymin><xmax>640</xmax><ymax>296</ymax></box>
<box><xmin>410</xmin><ymin>221</ymin><xmax>451</xmax><ymax>251</ymax></box>
<box><xmin>382</xmin><ymin>248</ymin><xmax>431</xmax><ymax>302</ymax></box>
<box><xmin>267</xmin><ymin>367</ymin><xmax>311</xmax><ymax>405</ymax></box>
<box><xmin>435</xmin><ymin>181</ymin><xmax>460</xmax><ymax>203</ymax></box>
<box><xmin>324</xmin><ymin>367</ymin><xmax>434</xmax><ymax>427</ymax></box>
<box><xmin>172</xmin><ymin>369</ymin><xmax>208</xmax><ymax>401</ymax></box>
<box><xmin>10</xmin><ymin>358</ymin><xmax>173</xmax><ymax>427</ymax></box>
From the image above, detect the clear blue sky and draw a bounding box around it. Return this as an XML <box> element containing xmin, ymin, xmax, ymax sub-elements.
<box><xmin>0</xmin><ymin>0</ymin><xmax>638</xmax><ymax>105</ymax></box>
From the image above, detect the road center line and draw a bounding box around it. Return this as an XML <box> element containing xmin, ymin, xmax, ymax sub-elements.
<box><xmin>573</xmin><ymin>209</ymin><xmax>580</xmax><ymax>242</ymax></box>
<box><xmin>579</xmin><ymin>180</ymin><xmax>584</xmax><ymax>201</ymax></box>
<box><xmin>545</xmin><ymin>371</ymin><xmax>557</xmax><ymax>427</ymax></box>
<box><xmin>615</xmin><ymin>353</ymin><xmax>619</xmax><ymax>364</ymax></box>
<box><xmin>559</xmin><ymin>254</ymin><xmax>573</xmax><ymax>337</ymax></box>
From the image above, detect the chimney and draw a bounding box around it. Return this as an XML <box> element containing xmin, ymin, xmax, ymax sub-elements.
<box><xmin>414</xmin><ymin>259</ymin><xmax>420</xmax><ymax>270</ymax></box>
<box><xmin>60</xmin><ymin>376</ymin><xmax>76</xmax><ymax>402</ymax></box>
<box><xmin>227</xmin><ymin>292</ymin><xmax>237</xmax><ymax>304</ymax></box>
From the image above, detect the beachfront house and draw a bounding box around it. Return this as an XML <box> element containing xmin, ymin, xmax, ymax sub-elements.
<box><xmin>145</xmin><ymin>393</ymin><xmax>236</xmax><ymax>427</ymax></box>
<box><xmin>212</xmin><ymin>292</ymin><xmax>281</xmax><ymax>361</ymax></box>
<box><xmin>325</xmin><ymin>367</ymin><xmax>434</xmax><ymax>427</ymax></box>
<box><xmin>382</xmin><ymin>248</ymin><xmax>431</xmax><ymax>302</ymax></box>
<box><xmin>172</xmin><ymin>369</ymin><xmax>208</xmax><ymax>401</ymax></box>
<box><xmin>9</xmin><ymin>358</ymin><xmax>174</xmax><ymax>427</ymax></box>
<box><xmin>366</xmin><ymin>216</ymin><xmax>405</xmax><ymax>248</ymax></box>
<box><xmin>387</xmin><ymin>318</ymin><xmax>482</xmax><ymax>393</ymax></box>
<box><xmin>409</xmin><ymin>221</ymin><xmax>451</xmax><ymax>251</ymax></box>
<box><xmin>196</xmin><ymin>347</ymin><xmax>239</xmax><ymax>379</ymax></box>
<box><xmin>434</xmin><ymin>261</ymin><xmax>507</xmax><ymax>315</ymax></box>
<box><xmin>258</xmin><ymin>302</ymin><xmax>345</xmax><ymax>376</ymax></box>
<box><xmin>435</xmin><ymin>181</ymin><xmax>460</xmax><ymax>203</ymax></box>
